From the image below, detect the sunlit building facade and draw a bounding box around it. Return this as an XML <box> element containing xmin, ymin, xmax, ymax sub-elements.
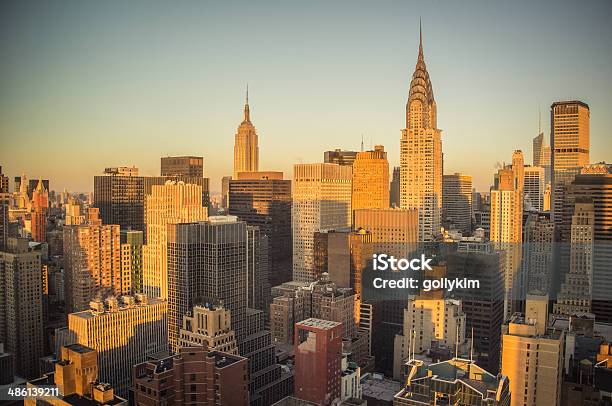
<box><xmin>233</xmin><ymin>91</ymin><xmax>259</xmax><ymax>178</ymax></box>
<box><xmin>352</xmin><ymin>145</ymin><xmax>390</xmax><ymax>212</ymax></box>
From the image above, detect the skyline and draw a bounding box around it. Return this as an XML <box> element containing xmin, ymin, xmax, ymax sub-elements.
<box><xmin>1</xmin><ymin>0</ymin><xmax>612</xmax><ymax>193</ymax></box>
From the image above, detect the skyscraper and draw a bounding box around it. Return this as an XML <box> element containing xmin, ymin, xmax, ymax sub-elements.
<box><xmin>390</xmin><ymin>166</ymin><xmax>400</xmax><ymax>208</ymax></box>
<box><xmin>533</xmin><ymin>131</ymin><xmax>551</xmax><ymax>184</ymax></box>
<box><xmin>30</xmin><ymin>178</ymin><xmax>48</xmax><ymax>242</ymax></box>
<box><xmin>229</xmin><ymin>171</ymin><xmax>292</xmax><ymax>286</ymax></box>
<box><xmin>0</xmin><ymin>193</ymin><xmax>8</xmax><ymax>250</ymax></box>
<box><xmin>524</xmin><ymin>166</ymin><xmax>545</xmax><ymax>211</ymax></box>
<box><xmin>324</xmin><ymin>149</ymin><xmax>358</xmax><ymax>166</ymax></box>
<box><xmin>142</xmin><ymin>181</ymin><xmax>207</xmax><ymax>299</ymax></box>
<box><xmin>179</xmin><ymin>303</ymin><xmax>238</xmax><ymax>354</ymax></box>
<box><xmin>294</xmin><ymin>318</ymin><xmax>343</xmax><ymax>404</ymax></box>
<box><xmin>400</xmin><ymin>26</ymin><xmax>443</xmax><ymax>242</ymax></box>
<box><xmin>120</xmin><ymin>230</ymin><xmax>143</xmax><ymax>293</ymax></box>
<box><xmin>551</xmin><ymin>100</ymin><xmax>590</xmax><ymax>226</ymax></box>
<box><xmin>0</xmin><ymin>166</ymin><xmax>8</xmax><ymax>193</ymax></box>
<box><xmin>67</xmin><ymin>294</ymin><xmax>168</xmax><ymax>396</ymax></box>
<box><xmin>292</xmin><ymin>163</ymin><xmax>352</xmax><ymax>282</ymax></box>
<box><xmin>233</xmin><ymin>89</ymin><xmax>259</xmax><ymax>178</ymax></box>
<box><xmin>161</xmin><ymin>155</ymin><xmax>204</xmax><ymax>177</ymax></box>
<box><xmin>0</xmin><ymin>238</ymin><xmax>44</xmax><ymax>379</ymax></box>
<box><xmin>93</xmin><ymin>166</ymin><xmax>145</xmax><ymax>232</ymax></box>
<box><xmin>352</xmin><ymin>145</ymin><xmax>390</xmax><ymax>212</ymax></box>
<box><xmin>63</xmin><ymin>216</ymin><xmax>122</xmax><ymax>313</ymax></box>
<box><xmin>521</xmin><ymin>212</ymin><xmax>554</xmax><ymax>297</ymax></box>
<box><xmin>442</xmin><ymin>173</ymin><xmax>473</xmax><ymax>234</ymax></box>
<box><xmin>501</xmin><ymin>294</ymin><xmax>564</xmax><ymax>406</ymax></box>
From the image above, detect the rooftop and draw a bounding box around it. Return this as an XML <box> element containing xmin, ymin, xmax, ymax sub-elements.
<box><xmin>360</xmin><ymin>373</ymin><xmax>401</xmax><ymax>402</ymax></box>
<box><xmin>296</xmin><ymin>318</ymin><xmax>342</xmax><ymax>330</ymax></box>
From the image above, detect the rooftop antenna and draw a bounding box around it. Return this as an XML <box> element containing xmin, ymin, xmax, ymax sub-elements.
<box><xmin>361</xmin><ymin>134</ymin><xmax>364</xmax><ymax>152</ymax></box>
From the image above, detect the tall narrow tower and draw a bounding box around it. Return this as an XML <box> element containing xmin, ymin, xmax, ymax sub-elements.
<box><xmin>233</xmin><ymin>87</ymin><xmax>259</xmax><ymax>178</ymax></box>
<box><xmin>400</xmin><ymin>24</ymin><xmax>443</xmax><ymax>241</ymax></box>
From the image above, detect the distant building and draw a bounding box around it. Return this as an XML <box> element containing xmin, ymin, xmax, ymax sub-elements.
<box><xmin>293</xmin><ymin>163</ymin><xmax>352</xmax><ymax>282</ymax></box>
<box><xmin>0</xmin><ymin>238</ymin><xmax>44</xmax><ymax>379</ymax></box>
<box><xmin>0</xmin><ymin>166</ymin><xmax>8</xmax><ymax>193</ymax></box>
<box><xmin>234</xmin><ymin>90</ymin><xmax>259</xmax><ymax>178</ymax></box>
<box><xmin>352</xmin><ymin>145</ymin><xmax>390</xmax><ymax>212</ymax></box>
<box><xmin>533</xmin><ymin>131</ymin><xmax>551</xmax><ymax>184</ymax></box>
<box><xmin>524</xmin><ymin>166</ymin><xmax>545</xmax><ymax>211</ymax></box>
<box><xmin>160</xmin><ymin>155</ymin><xmax>203</xmax><ymax>177</ymax></box>
<box><xmin>522</xmin><ymin>212</ymin><xmax>554</xmax><ymax>297</ymax></box>
<box><xmin>120</xmin><ymin>230</ymin><xmax>143</xmax><ymax>293</ymax></box>
<box><xmin>94</xmin><ymin>166</ymin><xmax>145</xmax><ymax>232</ymax></box>
<box><xmin>30</xmin><ymin>179</ymin><xmax>48</xmax><ymax>243</ymax></box>
<box><xmin>133</xmin><ymin>345</ymin><xmax>248</xmax><ymax>406</ymax></box>
<box><xmin>324</xmin><ymin>149</ymin><xmax>358</xmax><ymax>166</ymax></box>
<box><xmin>442</xmin><ymin>173</ymin><xmax>473</xmax><ymax>234</ymax></box>
<box><xmin>294</xmin><ymin>319</ymin><xmax>343</xmax><ymax>405</ymax></box>
<box><xmin>67</xmin><ymin>294</ymin><xmax>168</xmax><ymax>396</ymax></box>
<box><xmin>25</xmin><ymin>344</ymin><xmax>126</xmax><ymax>406</ymax></box>
<box><xmin>229</xmin><ymin>171</ymin><xmax>292</xmax><ymax>286</ymax></box>
<box><xmin>390</xmin><ymin>166</ymin><xmax>400</xmax><ymax>208</ymax></box>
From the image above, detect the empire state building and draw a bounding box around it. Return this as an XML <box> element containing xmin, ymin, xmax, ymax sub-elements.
<box><xmin>233</xmin><ymin>89</ymin><xmax>259</xmax><ymax>178</ymax></box>
<box><xmin>400</xmin><ymin>24</ymin><xmax>443</xmax><ymax>241</ymax></box>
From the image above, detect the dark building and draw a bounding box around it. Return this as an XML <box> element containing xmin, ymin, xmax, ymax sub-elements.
<box><xmin>0</xmin><ymin>166</ymin><xmax>8</xmax><ymax>193</ymax></box>
<box><xmin>160</xmin><ymin>156</ymin><xmax>204</xmax><ymax>178</ymax></box>
<box><xmin>133</xmin><ymin>345</ymin><xmax>249</xmax><ymax>406</ymax></box>
<box><xmin>13</xmin><ymin>177</ymin><xmax>50</xmax><ymax>199</ymax></box>
<box><xmin>390</xmin><ymin>166</ymin><xmax>400</xmax><ymax>208</ymax></box>
<box><xmin>445</xmin><ymin>242</ymin><xmax>505</xmax><ymax>373</ymax></box>
<box><xmin>229</xmin><ymin>171</ymin><xmax>292</xmax><ymax>286</ymax></box>
<box><xmin>0</xmin><ymin>344</ymin><xmax>14</xmax><ymax>385</ymax></box>
<box><xmin>0</xmin><ymin>194</ymin><xmax>8</xmax><ymax>250</ymax></box>
<box><xmin>324</xmin><ymin>149</ymin><xmax>358</xmax><ymax>166</ymax></box>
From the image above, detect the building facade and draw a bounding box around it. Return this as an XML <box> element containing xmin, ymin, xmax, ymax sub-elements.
<box><xmin>442</xmin><ymin>173</ymin><xmax>473</xmax><ymax>234</ymax></box>
<box><xmin>233</xmin><ymin>91</ymin><xmax>259</xmax><ymax>178</ymax></box>
<box><xmin>161</xmin><ymin>156</ymin><xmax>204</xmax><ymax>177</ymax></box>
<box><xmin>352</xmin><ymin>145</ymin><xmax>390</xmax><ymax>211</ymax></box>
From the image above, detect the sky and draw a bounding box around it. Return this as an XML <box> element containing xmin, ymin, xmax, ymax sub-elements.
<box><xmin>1</xmin><ymin>0</ymin><xmax>611</xmax><ymax>194</ymax></box>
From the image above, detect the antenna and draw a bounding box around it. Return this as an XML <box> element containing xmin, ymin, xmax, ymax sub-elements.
<box><xmin>361</xmin><ymin>134</ymin><xmax>364</xmax><ymax>152</ymax></box>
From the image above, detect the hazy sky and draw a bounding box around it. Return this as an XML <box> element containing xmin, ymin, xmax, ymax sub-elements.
<box><xmin>1</xmin><ymin>0</ymin><xmax>611</xmax><ymax>193</ymax></box>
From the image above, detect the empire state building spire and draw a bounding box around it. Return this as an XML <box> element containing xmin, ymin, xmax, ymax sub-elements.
<box><xmin>234</xmin><ymin>85</ymin><xmax>259</xmax><ymax>178</ymax></box>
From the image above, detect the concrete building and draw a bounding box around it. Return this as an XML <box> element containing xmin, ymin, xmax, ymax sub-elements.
<box><xmin>233</xmin><ymin>90</ymin><xmax>259</xmax><ymax>178</ymax></box>
<box><xmin>394</xmin><ymin>357</ymin><xmax>511</xmax><ymax>405</ymax></box>
<box><xmin>551</xmin><ymin>101</ymin><xmax>590</xmax><ymax>227</ymax></box>
<box><xmin>352</xmin><ymin>145</ymin><xmax>390</xmax><ymax>212</ymax></box>
<box><xmin>133</xmin><ymin>345</ymin><xmax>248</xmax><ymax>406</ymax></box>
<box><xmin>160</xmin><ymin>156</ymin><xmax>203</xmax><ymax>177</ymax></box>
<box><xmin>229</xmin><ymin>171</ymin><xmax>292</xmax><ymax>286</ymax></box>
<box><xmin>63</xmin><ymin>217</ymin><xmax>122</xmax><ymax>313</ymax></box>
<box><xmin>442</xmin><ymin>173</ymin><xmax>473</xmax><ymax>234</ymax></box>
<box><xmin>294</xmin><ymin>319</ymin><xmax>343</xmax><ymax>405</ymax></box>
<box><xmin>400</xmin><ymin>28</ymin><xmax>442</xmax><ymax>242</ymax></box>
<box><xmin>67</xmin><ymin>294</ymin><xmax>168</xmax><ymax>396</ymax></box>
<box><xmin>324</xmin><ymin>149</ymin><xmax>358</xmax><ymax>166</ymax></box>
<box><xmin>0</xmin><ymin>238</ymin><xmax>44</xmax><ymax>379</ymax></box>
<box><xmin>393</xmin><ymin>298</ymin><xmax>466</xmax><ymax>380</ymax></box>
<box><xmin>178</xmin><ymin>303</ymin><xmax>238</xmax><ymax>354</ymax></box>
<box><xmin>292</xmin><ymin>163</ymin><xmax>352</xmax><ymax>282</ymax></box>
<box><xmin>501</xmin><ymin>294</ymin><xmax>565</xmax><ymax>406</ymax></box>
<box><xmin>25</xmin><ymin>344</ymin><xmax>127</xmax><ymax>406</ymax></box>
<box><xmin>522</xmin><ymin>212</ymin><xmax>554</xmax><ymax>297</ymax></box>
<box><xmin>142</xmin><ymin>181</ymin><xmax>207</xmax><ymax>299</ymax></box>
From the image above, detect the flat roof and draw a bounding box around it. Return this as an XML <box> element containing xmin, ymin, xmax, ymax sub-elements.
<box><xmin>296</xmin><ymin>318</ymin><xmax>342</xmax><ymax>330</ymax></box>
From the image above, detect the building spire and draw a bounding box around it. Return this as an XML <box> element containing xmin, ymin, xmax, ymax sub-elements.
<box><xmin>418</xmin><ymin>18</ymin><xmax>423</xmax><ymax>60</ymax></box>
<box><xmin>243</xmin><ymin>84</ymin><xmax>250</xmax><ymax>123</ymax></box>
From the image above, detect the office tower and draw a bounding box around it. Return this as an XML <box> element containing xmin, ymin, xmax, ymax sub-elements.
<box><xmin>292</xmin><ymin>163</ymin><xmax>352</xmax><ymax>282</ymax></box>
<box><xmin>353</xmin><ymin>208</ymin><xmax>418</xmax><ymax>374</ymax></box>
<box><xmin>0</xmin><ymin>193</ymin><xmax>8</xmax><ymax>250</ymax></box>
<box><xmin>142</xmin><ymin>181</ymin><xmax>207</xmax><ymax>299</ymax></box>
<box><xmin>446</xmin><ymin>242</ymin><xmax>505</xmax><ymax>373</ymax></box>
<box><xmin>167</xmin><ymin>217</ymin><xmax>257</xmax><ymax>349</ymax></box>
<box><xmin>63</xmin><ymin>220</ymin><xmax>122</xmax><ymax>313</ymax></box>
<box><xmin>324</xmin><ymin>149</ymin><xmax>358</xmax><ymax>166</ymax></box>
<box><xmin>544</xmin><ymin>183</ymin><xmax>551</xmax><ymax>211</ymax></box>
<box><xmin>229</xmin><ymin>171</ymin><xmax>292</xmax><ymax>286</ymax></box>
<box><xmin>294</xmin><ymin>319</ymin><xmax>343</xmax><ymax>404</ymax></box>
<box><xmin>0</xmin><ymin>238</ymin><xmax>44</xmax><ymax>378</ymax></box>
<box><xmin>0</xmin><ymin>166</ymin><xmax>8</xmax><ymax>193</ymax></box>
<box><xmin>522</xmin><ymin>212</ymin><xmax>554</xmax><ymax>296</ymax></box>
<box><xmin>395</xmin><ymin>357</ymin><xmax>511</xmax><ymax>405</ymax></box>
<box><xmin>94</xmin><ymin>166</ymin><xmax>145</xmax><ymax>231</ymax></box>
<box><xmin>551</xmin><ymin>101</ymin><xmax>590</xmax><ymax>226</ymax></box>
<box><xmin>442</xmin><ymin>173</ymin><xmax>473</xmax><ymax>234</ymax></box>
<box><xmin>67</xmin><ymin>294</ymin><xmax>167</xmax><ymax>396</ymax></box>
<box><xmin>161</xmin><ymin>155</ymin><xmax>204</xmax><ymax>177</ymax></box>
<box><xmin>179</xmin><ymin>303</ymin><xmax>238</xmax><ymax>354</ymax></box>
<box><xmin>533</xmin><ymin>132</ymin><xmax>551</xmax><ymax>184</ymax></box>
<box><xmin>393</xmin><ymin>298</ymin><xmax>466</xmax><ymax>379</ymax></box>
<box><xmin>554</xmin><ymin>199</ymin><xmax>595</xmax><ymax>316</ymax></box>
<box><xmin>120</xmin><ymin>230</ymin><xmax>143</xmax><ymax>293</ymax></box>
<box><xmin>400</xmin><ymin>27</ymin><xmax>443</xmax><ymax>242</ymax></box>
<box><xmin>233</xmin><ymin>90</ymin><xmax>259</xmax><ymax>178</ymax></box>
<box><xmin>512</xmin><ymin>150</ymin><xmax>525</xmax><ymax>193</ymax></box>
<box><xmin>221</xmin><ymin>175</ymin><xmax>232</xmax><ymax>210</ymax></box>
<box><xmin>524</xmin><ymin>166</ymin><xmax>545</xmax><ymax>211</ymax></box>
<box><xmin>501</xmin><ymin>294</ymin><xmax>564</xmax><ymax>406</ymax></box>
<box><xmin>560</xmin><ymin>165</ymin><xmax>612</xmax><ymax>322</ymax></box>
<box><xmin>352</xmin><ymin>145</ymin><xmax>390</xmax><ymax>211</ymax></box>
<box><xmin>133</xmin><ymin>346</ymin><xmax>249</xmax><ymax>406</ymax></box>
<box><xmin>30</xmin><ymin>178</ymin><xmax>48</xmax><ymax>242</ymax></box>
<box><xmin>65</xmin><ymin>200</ymin><xmax>85</xmax><ymax>225</ymax></box>
<box><xmin>25</xmin><ymin>344</ymin><xmax>127</xmax><ymax>406</ymax></box>
<box><xmin>490</xmin><ymin>166</ymin><xmax>523</xmax><ymax>319</ymax></box>
<box><xmin>390</xmin><ymin>166</ymin><xmax>400</xmax><ymax>207</ymax></box>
